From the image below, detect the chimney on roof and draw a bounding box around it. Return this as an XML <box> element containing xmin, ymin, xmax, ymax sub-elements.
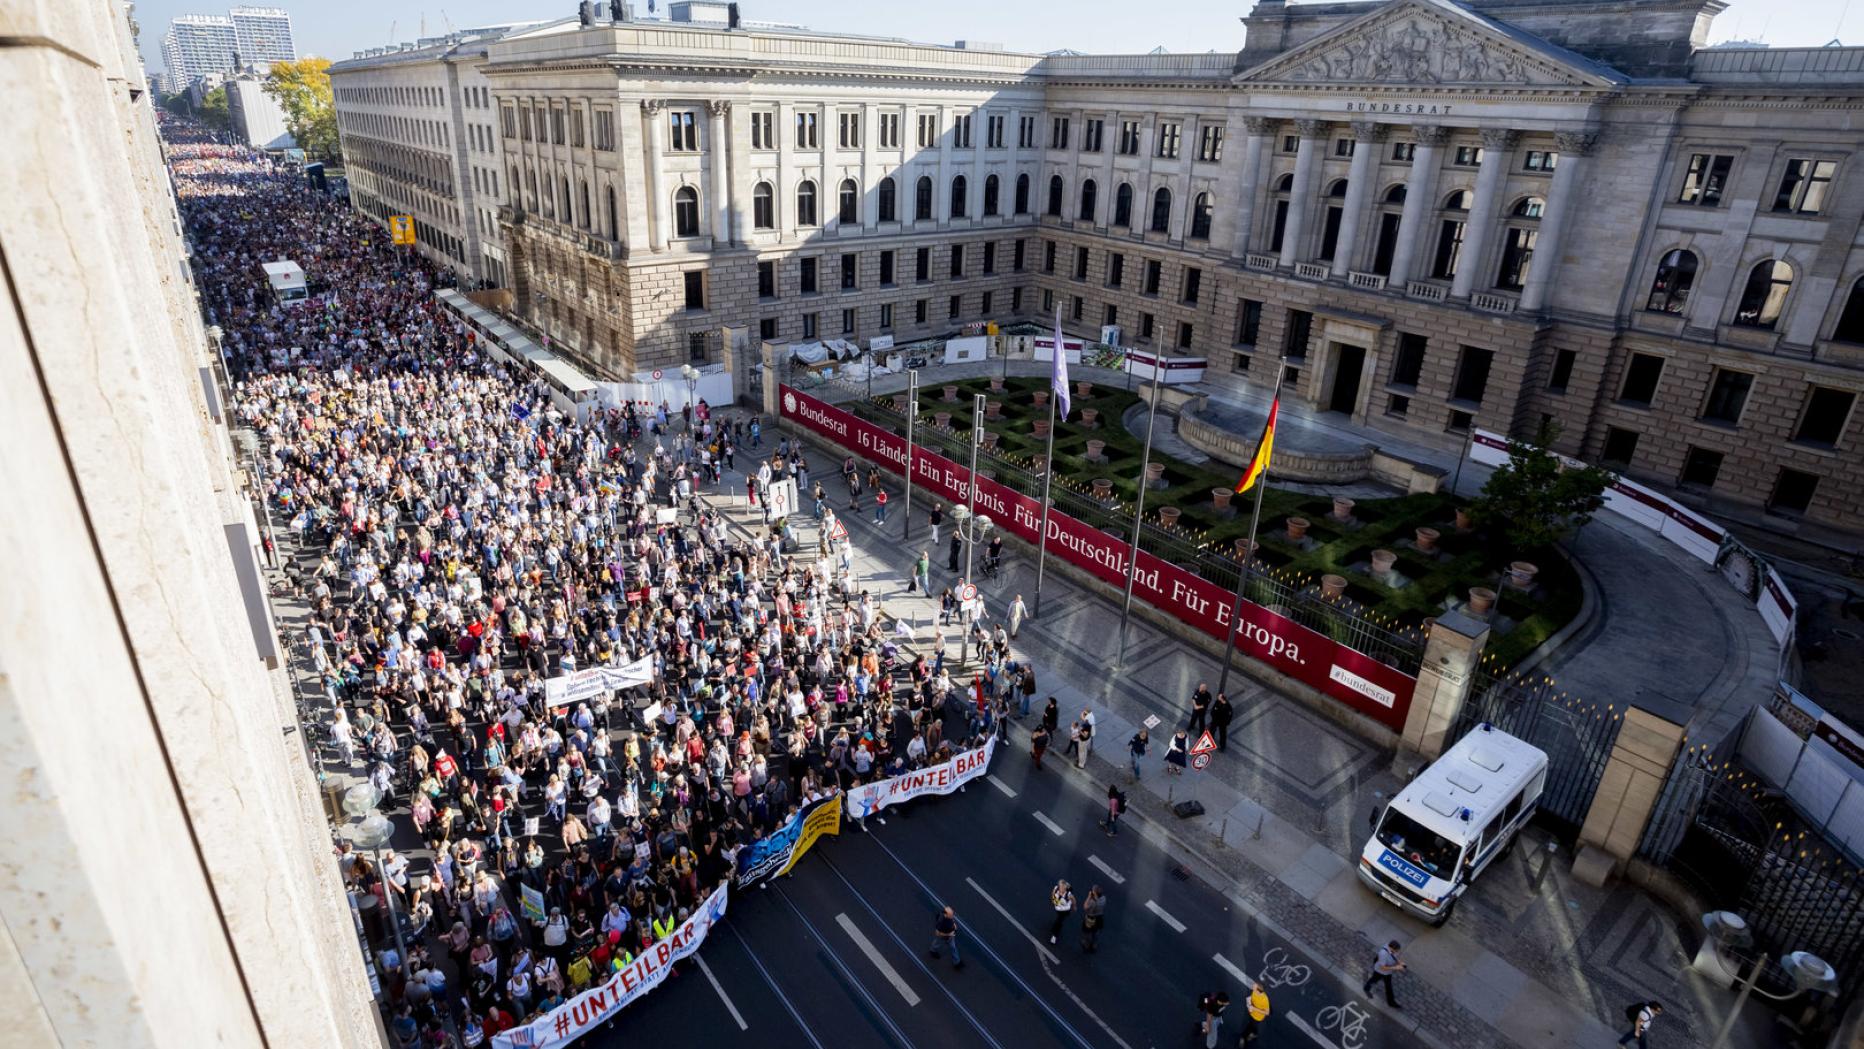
<box><xmin>728</xmin><ymin>3</ymin><xmax>741</xmax><ymax>29</ymax></box>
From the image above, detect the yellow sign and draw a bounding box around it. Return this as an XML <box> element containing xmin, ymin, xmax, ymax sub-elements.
<box><xmin>389</xmin><ymin>215</ymin><xmax>416</xmax><ymax>245</ymax></box>
<box><xmin>779</xmin><ymin>795</ymin><xmax>843</xmax><ymax>876</ymax></box>
<box><xmin>986</xmin><ymin>321</ymin><xmax>1000</xmax><ymax>336</ymax></box>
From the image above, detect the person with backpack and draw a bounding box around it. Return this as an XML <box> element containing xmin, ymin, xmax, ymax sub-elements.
<box><xmin>1618</xmin><ymin>1001</ymin><xmax>1663</xmax><ymax>1048</ymax></box>
<box><xmin>1102</xmin><ymin>783</ymin><xmax>1128</xmax><ymax>835</ymax></box>
<box><xmin>1127</xmin><ymin>729</ymin><xmax>1149</xmax><ymax>780</ymax></box>
<box><xmin>1363</xmin><ymin>939</ymin><xmax>1405</xmax><ymax>1008</ymax></box>
<box><xmin>1079</xmin><ymin>885</ymin><xmax>1107</xmax><ymax>953</ymax></box>
<box><xmin>1196</xmin><ymin>991</ymin><xmax>1230</xmax><ymax>1047</ymax></box>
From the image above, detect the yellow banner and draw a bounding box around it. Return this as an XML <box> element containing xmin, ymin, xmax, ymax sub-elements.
<box><xmin>389</xmin><ymin>215</ymin><xmax>415</xmax><ymax>245</ymax></box>
<box><xmin>779</xmin><ymin>794</ymin><xmax>842</xmax><ymax>876</ymax></box>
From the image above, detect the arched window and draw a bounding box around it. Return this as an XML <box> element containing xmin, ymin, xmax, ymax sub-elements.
<box><xmin>561</xmin><ymin>177</ymin><xmax>572</xmax><ymax>221</ymax></box>
<box><xmin>915</xmin><ymin>176</ymin><xmax>934</xmax><ymax>221</ymax></box>
<box><xmin>1645</xmin><ymin>249</ymin><xmax>1698</xmax><ymax>315</ymax></box>
<box><xmin>1511</xmin><ymin>196</ymin><xmax>1546</xmax><ymax>219</ymax></box>
<box><xmin>1014</xmin><ymin>173</ymin><xmax>1031</xmax><ymax>214</ymax></box>
<box><xmin>1113</xmin><ymin>182</ymin><xmax>1133</xmax><ymax>227</ymax></box>
<box><xmin>1442</xmin><ymin>189</ymin><xmax>1471</xmax><ymax>211</ymax></box>
<box><xmin>838</xmin><ymin>178</ymin><xmax>859</xmax><ymax>224</ymax></box>
<box><xmin>1150</xmin><ymin>186</ymin><xmax>1172</xmax><ymax>233</ymax></box>
<box><xmin>1318</xmin><ymin>180</ymin><xmax>1349</xmax><ymax>260</ymax></box>
<box><xmin>673</xmin><ymin>185</ymin><xmax>700</xmax><ymax>237</ymax></box>
<box><xmin>1047</xmin><ymin>175</ymin><xmax>1065</xmax><ymax>217</ymax></box>
<box><xmin>796</xmin><ymin>180</ymin><xmax>818</xmax><ymax>226</ymax></box>
<box><xmin>1733</xmin><ymin>259</ymin><xmax>1792</xmax><ymax>329</ymax></box>
<box><xmin>1268</xmin><ymin>174</ymin><xmax>1293</xmax><ymax>252</ymax></box>
<box><xmin>1834</xmin><ymin>276</ymin><xmax>1864</xmax><ymax>344</ymax></box>
<box><xmin>752</xmin><ymin>181</ymin><xmax>774</xmax><ymax>230</ymax></box>
<box><xmin>605</xmin><ymin>185</ymin><xmax>618</xmax><ymax>240</ymax></box>
<box><xmin>1432</xmin><ymin>191</ymin><xmax>1471</xmax><ymax>280</ymax></box>
<box><xmin>983</xmin><ymin>174</ymin><xmax>1000</xmax><ymax>217</ymax></box>
<box><xmin>877</xmin><ymin>177</ymin><xmax>897</xmax><ymax>223</ymax></box>
<box><xmin>950</xmin><ymin>175</ymin><xmax>967</xmax><ymax>218</ymax></box>
<box><xmin>1190</xmin><ymin>192</ymin><xmax>1213</xmax><ymax>240</ymax></box>
<box><xmin>579</xmin><ymin>180</ymin><xmax>590</xmax><ymax>229</ymax></box>
<box><xmin>1078</xmin><ymin>178</ymin><xmax>1098</xmax><ymax>222</ymax></box>
<box><xmin>1383</xmin><ymin>184</ymin><xmax>1408</xmax><ymax>204</ymax></box>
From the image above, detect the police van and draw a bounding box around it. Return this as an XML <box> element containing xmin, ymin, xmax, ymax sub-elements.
<box><xmin>1358</xmin><ymin>723</ymin><xmax>1548</xmax><ymax>925</ymax></box>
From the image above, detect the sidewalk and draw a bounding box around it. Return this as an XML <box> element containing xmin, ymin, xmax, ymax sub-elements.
<box><xmin>739</xmin><ymin>420</ymin><xmax>1776</xmax><ymax>1049</ymax></box>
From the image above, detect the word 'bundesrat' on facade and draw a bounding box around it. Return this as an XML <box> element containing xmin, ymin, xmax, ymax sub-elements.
<box><xmin>329</xmin><ymin>0</ymin><xmax>1864</xmax><ymax>533</ymax></box>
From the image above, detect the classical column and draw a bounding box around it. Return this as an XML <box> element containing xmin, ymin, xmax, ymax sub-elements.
<box><xmin>935</xmin><ymin>105</ymin><xmax>953</xmax><ymax>228</ymax></box>
<box><xmin>1232</xmin><ymin>117</ymin><xmax>1274</xmax><ymax>258</ymax></box>
<box><xmin>861</xmin><ymin>102</ymin><xmax>879</xmax><ymax>228</ymax></box>
<box><xmin>707</xmin><ymin>101</ymin><xmax>731</xmax><ymax>245</ymax></box>
<box><xmin>1331</xmin><ymin>121</ymin><xmax>1386</xmax><ymax>278</ymax></box>
<box><xmin>1451</xmin><ymin>128</ymin><xmax>1519</xmax><ymax>299</ymax></box>
<box><xmin>1387</xmin><ymin>125</ymin><xmax>1447</xmax><ymax>289</ymax></box>
<box><xmin>642</xmin><ymin>99</ymin><xmax>668</xmax><ymax>252</ymax></box>
<box><xmin>1278</xmin><ymin>119</ymin><xmax>1325</xmax><ymax>268</ymax></box>
<box><xmin>1520</xmin><ymin>131</ymin><xmax>1595</xmax><ymax>312</ymax></box>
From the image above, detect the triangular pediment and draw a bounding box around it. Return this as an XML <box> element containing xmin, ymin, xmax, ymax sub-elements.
<box><xmin>1238</xmin><ymin>0</ymin><xmax>1623</xmax><ymax>88</ymax></box>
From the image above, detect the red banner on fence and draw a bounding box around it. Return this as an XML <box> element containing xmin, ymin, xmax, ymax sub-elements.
<box><xmin>779</xmin><ymin>385</ymin><xmax>1415</xmax><ymax>729</ymax></box>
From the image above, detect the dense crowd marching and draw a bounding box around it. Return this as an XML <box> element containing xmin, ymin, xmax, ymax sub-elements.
<box><xmin>166</xmin><ymin>119</ymin><xmax>1009</xmax><ymax>1047</ymax></box>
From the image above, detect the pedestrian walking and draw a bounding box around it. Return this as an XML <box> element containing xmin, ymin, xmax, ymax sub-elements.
<box><xmin>928</xmin><ymin>504</ymin><xmax>944</xmax><ymax>548</ymax></box>
<box><xmin>1362</xmin><ymin>939</ymin><xmax>1405</xmax><ymax>1008</ymax></box>
<box><xmin>1079</xmin><ymin>885</ymin><xmax>1106</xmax><ymax>953</ymax></box>
<box><xmin>1018</xmin><ymin>665</ymin><xmax>1037</xmax><ymax>719</ymax></box>
<box><xmin>1030</xmin><ymin>722</ymin><xmax>1050</xmax><ymax>769</ymax></box>
<box><xmin>1007</xmin><ymin>594</ymin><xmax>1026</xmax><ymax>638</ymax></box>
<box><xmin>875</xmin><ymin>489</ymin><xmax>889</xmax><ymax>523</ymax></box>
<box><xmin>1240</xmin><ymin>982</ymin><xmax>1269</xmax><ymax>1043</ymax></box>
<box><xmin>928</xmin><ymin>906</ymin><xmax>964</xmax><ymax>969</ymax></box>
<box><xmin>1197</xmin><ymin>991</ymin><xmax>1230</xmax><ymax>1048</ymax></box>
<box><xmin>1165</xmin><ymin>729</ymin><xmax>1189</xmax><ymax>775</ymax></box>
<box><xmin>1617</xmin><ymin>1001</ymin><xmax>1663</xmax><ymax>1048</ymax></box>
<box><xmin>1127</xmin><ymin>729</ymin><xmax>1149</xmax><ymax>780</ymax></box>
<box><xmin>1047</xmin><ymin>880</ymin><xmax>1075</xmax><ymax>944</ymax></box>
<box><xmin>910</xmin><ymin>550</ymin><xmax>931</xmax><ymax>594</ymax></box>
<box><xmin>1101</xmin><ymin>783</ymin><xmax>1127</xmax><ymax>836</ymax></box>
<box><xmin>947</xmin><ymin>532</ymin><xmax>962</xmax><ymax>573</ymax></box>
<box><xmin>1188</xmin><ymin>683</ymin><xmax>1212</xmax><ymax>734</ymax></box>
<box><xmin>1211</xmin><ymin>691</ymin><xmax>1234</xmax><ymax>752</ymax></box>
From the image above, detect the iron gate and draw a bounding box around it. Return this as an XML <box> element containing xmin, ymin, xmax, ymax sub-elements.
<box><xmin>1447</xmin><ymin>668</ymin><xmax>1623</xmax><ymax>834</ymax></box>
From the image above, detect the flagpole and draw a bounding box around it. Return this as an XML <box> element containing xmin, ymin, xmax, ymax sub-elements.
<box><xmin>902</xmin><ymin>369</ymin><xmax>917</xmax><ymax>542</ymax></box>
<box><xmin>1115</xmin><ymin>371</ymin><xmax>1165</xmax><ymax>670</ymax></box>
<box><xmin>1033</xmin><ymin>392</ymin><xmax>1060</xmax><ymax>617</ymax></box>
<box><xmin>1217</xmin><ymin>363</ymin><xmax>1286</xmax><ymax>697</ymax></box>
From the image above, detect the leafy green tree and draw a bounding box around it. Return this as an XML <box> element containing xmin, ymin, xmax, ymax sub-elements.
<box><xmin>1472</xmin><ymin>421</ymin><xmax>1613</xmax><ymax>551</ymax></box>
<box><xmin>264</xmin><ymin>57</ymin><xmax>340</xmax><ymax>160</ymax></box>
<box><xmin>198</xmin><ymin>86</ymin><xmax>231</xmax><ymax>131</ymax></box>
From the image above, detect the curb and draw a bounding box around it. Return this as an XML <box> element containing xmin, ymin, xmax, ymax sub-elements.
<box><xmin>1511</xmin><ymin>540</ymin><xmax>1602</xmax><ymax>678</ymax></box>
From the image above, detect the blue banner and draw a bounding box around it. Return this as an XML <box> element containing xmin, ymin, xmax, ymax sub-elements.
<box><xmin>736</xmin><ymin>796</ymin><xmax>833</xmax><ymax>888</ymax></box>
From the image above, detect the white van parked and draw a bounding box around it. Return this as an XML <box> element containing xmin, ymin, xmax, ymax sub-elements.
<box><xmin>1358</xmin><ymin>723</ymin><xmax>1548</xmax><ymax>925</ymax></box>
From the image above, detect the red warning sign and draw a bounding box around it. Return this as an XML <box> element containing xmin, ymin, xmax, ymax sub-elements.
<box><xmin>1190</xmin><ymin>730</ymin><xmax>1217</xmax><ymax>756</ymax></box>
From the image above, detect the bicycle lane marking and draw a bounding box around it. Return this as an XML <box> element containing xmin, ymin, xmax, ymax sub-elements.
<box><xmin>1289</xmin><ymin>1013</ymin><xmax>1340</xmax><ymax>1048</ymax></box>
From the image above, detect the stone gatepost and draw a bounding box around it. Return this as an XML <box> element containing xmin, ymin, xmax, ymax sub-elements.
<box><xmin>721</xmin><ymin>323</ymin><xmax>748</xmax><ymax>398</ymax></box>
<box><xmin>1399</xmin><ymin>609</ymin><xmax>1489</xmax><ymax>762</ymax></box>
<box><xmin>759</xmin><ymin>339</ymin><xmax>786</xmax><ymax>418</ymax></box>
<box><xmin>1572</xmin><ymin>706</ymin><xmax>1687</xmax><ymax>887</ymax></box>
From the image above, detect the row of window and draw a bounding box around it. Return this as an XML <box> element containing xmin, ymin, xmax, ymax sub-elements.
<box><xmin>1600</xmin><ymin>352</ymin><xmax>1856</xmax><ymax>450</ymax></box>
<box><xmin>1598</xmin><ymin>428</ymin><xmax>1831</xmax><ymax>516</ymax></box>
<box><xmin>336</xmin><ymin>83</ymin><xmax>450</xmax><ymax>109</ymax></box>
<box><xmin>748</xmin><ymin>288</ymin><xmax>1031</xmax><ymax>343</ymax></box>
<box><xmin>1674</xmin><ymin>151</ymin><xmax>1839</xmax><ymax>216</ymax></box>
<box><xmin>1646</xmin><ymin>252</ymin><xmax>1864</xmax><ymax>339</ymax></box>
<box><xmin>503</xmin><ymin>101</ymin><xmax>617</xmax><ymax>153</ymax></box>
<box><xmin>739</xmin><ymin>240</ymin><xmax>1028</xmax><ymax>303</ymax></box>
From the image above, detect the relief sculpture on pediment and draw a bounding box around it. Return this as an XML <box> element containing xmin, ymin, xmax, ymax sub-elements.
<box><xmin>1289</xmin><ymin>15</ymin><xmax>1541</xmax><ymax>85</ymax></box>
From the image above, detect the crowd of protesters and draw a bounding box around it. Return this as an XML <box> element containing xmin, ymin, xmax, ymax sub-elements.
<box><xmin>164</xmin><ymin>117</ymin><xmax>1008</xmax><ymax>1047</ymax></box>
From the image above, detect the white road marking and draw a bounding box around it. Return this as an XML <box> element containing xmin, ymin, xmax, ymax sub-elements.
<box><xmin>986</xmin><ymin>774</ymin><xmax>1018</xmax><ymax>798</ymax></box>
<box><xmin>1212</xmin><ymin>952</ymin><xmax>1252</xmax><ymax>987</ymax></box>
<box><xmin>1145</xmin><ymin>899</ymin><xmax>1187</xmax><ymax>933</ymax></box>
<box><xmin>835</xmin><ymin>913</ymin><xmax>921</xmax><ymax>1007</ymax></box>
<box><xmin>1087</xmin><ymin>854</ymin><xmax>1126</xmax><ymax>885</ymax></box>
<box><xmin>1032</xmin><ymin>810</ymin><xmax>1066</xmax><ymax>836</ymax></box>
<box><xmin>965</xmin><ymin>876</ymin><xmax>1059</xmax><ymax>964</ymax></box>
<box><xmin>695</xmin><ymin>955</ymin><xmax>749</xmax><ymax>1030</ymax></box>
<box><xmin>1288</xmin><ymin>1013</ymin><xmax>1337</xmax><ymax>1047</ymax></box>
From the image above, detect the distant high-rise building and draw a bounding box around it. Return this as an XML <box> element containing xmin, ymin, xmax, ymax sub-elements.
<box><xmin>160</xmin><ymin>14</ymin><xmax>236</xmax><ymax>89</ymax></box>
<box><xmin>230</xmin><ymin>6</ymin><xmax>297</xmax><ymax>67</ymax></box>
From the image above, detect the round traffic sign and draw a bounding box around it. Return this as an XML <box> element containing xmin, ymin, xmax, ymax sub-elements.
<box><xmin>1192</xmin><ymin>753</ymin><xmax>1212</xmax><ymax>771</ymax></box>
<box><xmin>959</xmin><ymin>583</ymin><xmax>978</xmax><ymax>602</ymax></box>
<box><xmin>651</xmin><ymin>368</ymin><xmax>664</xmax><ymax>380</ymax></box>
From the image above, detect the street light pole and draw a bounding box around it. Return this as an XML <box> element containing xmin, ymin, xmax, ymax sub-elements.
<box><xmin>902</xmin><ymin>370</ymin><xmax>918</xmax><ymax>542</ymax></box>
<box><xmin>1116</xmin><ymin>375</ymin><xmax>1166</xmax><ymax>668</ymax></box>
<box><xmin>960</xmin><ymin>393</ymin><xmax>984</xmax><ymax>666</ymax></box>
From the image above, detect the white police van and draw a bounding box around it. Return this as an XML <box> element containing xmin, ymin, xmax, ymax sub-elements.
<box><xmin>1358</xmin><ymin>723</ymin><xmax>1548</xmax><ymax>925</ymax></box>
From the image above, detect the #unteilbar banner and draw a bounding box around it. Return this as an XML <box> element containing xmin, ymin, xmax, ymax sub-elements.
<box><xmin>847</xmin><ymin>737</ymin><xmax>997</xmax><ymax>819</ymax></box>
<box><xmin>778</xmin><ymin>385</ymin><xmax>1416</xmax><ymax>730</ymax></box>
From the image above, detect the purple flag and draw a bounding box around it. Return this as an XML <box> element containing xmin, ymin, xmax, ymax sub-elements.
<box><xmin>1051</xmin><ymin>307</ymin><xmax>1070</xmax><ymax>421</ymax></box>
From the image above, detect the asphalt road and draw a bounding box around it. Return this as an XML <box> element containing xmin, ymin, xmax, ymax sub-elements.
<box><xmin>588</xmin><ymin>725</ymin><xmax>1427</xmax><ymax>1049</ymax></box>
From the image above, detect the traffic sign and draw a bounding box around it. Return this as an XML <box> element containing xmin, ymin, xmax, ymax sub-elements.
<box><xmin>959</xmin><ymin>583</ymin><xmax>978</xmax><ymax>602</ymax></box>
<box><xmin>388</xmin><ymin>214</ymin><xmax>415</xmax><ymax>245</ymax></box>
<box><xmin>1190</xmin><ymin>730</ymin><xmax>1217</xmax><ymax>756</ymax></box>
<box><xmin>826</xmin><ymin>518</ymin><xmax>848</xmax><ymax>542</ymax></box>
<box><xmin>1191</xmin><ymin>753</ymin><xmax>1213</xmax><ymax>771</ymax></box>
<box><xmin>652</xmin><ymin>369</ymin><xmax>664</xmax><ymax>380</ymax></box>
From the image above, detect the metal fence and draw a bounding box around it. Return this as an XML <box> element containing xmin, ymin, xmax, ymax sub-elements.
<box><xmin>1446</xmin><ymin>665</ymin><xmax>1623</xmax><ymax>834</ymax></box>
<box><xmin>1636</xmin><ymin>724</ymin><xmax>1741</xmax><ymax>865</ymax></box>
<box><xmin>835</xmin><ymin>387</ymin><xmax>1423</xmax><ymax>675</ymax></box>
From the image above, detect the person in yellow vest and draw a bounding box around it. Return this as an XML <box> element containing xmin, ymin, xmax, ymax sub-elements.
<box><xmin>652</xmin><ymin>912</ymin><xmax>675</xmax><ymax>942</ymax></box>
<box><xmin>1239</xmin><ymin>981</ymin><xmax>1270</xmax><ymax>1043</ymax></box>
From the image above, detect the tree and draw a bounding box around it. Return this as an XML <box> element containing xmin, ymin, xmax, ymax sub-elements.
<box><xmin>198</xmin><ymin>86</ymin><xmax>231</xmax><ymax>131</ymax></box>
<box><xmin>264</xmin><ymin>57</ymin><xmax>339</xmax><ymax>160</ymax></box>
<box><xmin>1471</xmin><ymin>420</ymin><xmax>1613</xmax><ymax>551</ymax></box>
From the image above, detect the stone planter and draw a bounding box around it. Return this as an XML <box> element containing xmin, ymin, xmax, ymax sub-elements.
<box><xmin>1211</xmin><ymin>487</ymin><xmax>1233</xmax><ymax>511</ymax></box>
<box><xmin>1033</xmin><ymin>390</ymin><xmax>1050</xmax><ymax>408</ymax></box>
<box><xmin>1370</xmin><ymin>549</ymin><xmax>1397</xmax><ymax>576</ymax></box>
<box><xmin>1467</xmin><ymin>587</ymin><xmax>1496</xmax><ymax>615</ymax></box>
<box><xmin>1508</xmin><ymin>560</ymin><xmax>1540</xmax><ymax>589</ymax></box>
<box><xmin>989</xmin><ymin>376</ymin><xmax>1005</xmax><ymax>392</ymax></box>
<box><xmin>1158</xmin><ymin>507</ymin><xmax>1182</xmax><ymax>528</ymax></box>
<box><xmin>1455</xmin><ymin>507</ymin><xmax>1474</xmax><ymax>532</ymax></box>
<box><xmin>1286</xmin><ymin>517</ymin><xmax>1311</xmax><ymax>541</ymax></box>
<box><xmin>942</xmin><ymin>385</ymin><xmax>959</xmax><ymax>403</ymax></box>
<box><xmin>985</xmin><ymin>400</ymin><xmax>1002</xmax><ymax>420</ymax></box>
<box><xmin>1033</xmin><ymin>420</ymin><xmax>1051</xmax><ymax>437</ymax></box>
<box><xmin>1321</xmin><ymin>574</ymin><xmax>1348</xmax><ymax>599</ymax></box>
<box><xmin>1145</xmin><ymin>462</ymin><xmax>1166</xmax><ymax>485</ymax></box>
<box><xmin>1332</xmin><ymin>497</ymin><xmax>1356</xmax><ymax>522</ymax></box>
<box><xmin>1233</xmin><ymin>538</ymin><xmax>1259</xmax><ymax>559</ymax></box>
<box><xmin>1092</xmin><ymin>478</ymin><xmax>1113</xmax><ymax>501</ymax></box>
<box><xmin>1085</xmin><ymin>439</ymin><xmax>1106</xmax><ymax>461</ymax></box>
<box><xmin>1415</xmin><ymin>526</ymin><xmax>1440</xmax><ymax>552</ymax></box>
<box><xmin>1081</xmin><ymin>407</ymin><xmax>1099</xmax><ymax>427</ymax></box>
<box><xmin>893</xmin><ymin>394</ymin><xmax>911</xmax><ymax>413</ymax></box>
<box><xmin>934</xmin><ymin>411</ymin><xmax>952</xmax><ymax>429</ymax></box>
<box><xmin>981</xmin><ymin>432</ymin><xmax>1000</xmax><ymax>450</ymax></box>
<box><xmin>1076</xmin><ymin>380</ymin><xmax>1093</xmax><ymax>399</ymax></box>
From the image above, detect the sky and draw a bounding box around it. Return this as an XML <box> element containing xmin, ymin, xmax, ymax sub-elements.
<box><xmin>136</xmin><ymin>0</ymin><xmax>1864</xmax><ymax>73</ymax></box>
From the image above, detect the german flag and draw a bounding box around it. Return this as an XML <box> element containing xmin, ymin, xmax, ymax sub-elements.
<box><xmin>1234</xmin><ymin>398</ymin><xmax>1278</xmax><ymax>494</ymax></box>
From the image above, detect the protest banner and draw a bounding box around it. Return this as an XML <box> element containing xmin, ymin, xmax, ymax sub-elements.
<box><xmin>520</xmin><ymin>883</ymin><xmax>547</xmax><ymax>924</ymax></box>
<box><xmin>544</xmin><ymin>654</ymin><xmax>656</xmax><ymax>708</ymax></box>
<box><xmin>846</xmin><ymin>737</ymin><xmax>996</xmax><ymax>821</ymax></box>
<box><xmin>736</xmin><ymin>795</ymin><xmax>836</xmax><ymax>888</ymax></box>
<box><xmin>780</xmin><ymin>794</ymin><xmax>843</xmax><ymax>877</ymax></box>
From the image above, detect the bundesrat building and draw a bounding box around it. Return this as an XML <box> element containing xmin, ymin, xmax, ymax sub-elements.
<box><xmin>332</xmin><ymin>0</ymin><xmax>1864</xmax><ymax>535</ymax></box>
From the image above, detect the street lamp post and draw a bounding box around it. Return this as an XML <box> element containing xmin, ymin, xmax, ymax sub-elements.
<box><xmin>951</xmin><ymin>505</ymin><xmax>994</xmax><ymax>667</ymax></box>
<box><xmin>1116</xmin><ymin>375</ymin><xmax>1166</xmax><ymax>668</ymax></box>
<box><xmin>342</xmin><ymin>785</ymin><xmax>406</xmax><ymax>977</ymax></box>
<box><xmin>956</xmin><ymin>393</ymin><xmax>991</xmax><ymax>666</ymax></box>
<box><xmin>679</xmin><ymin>363</ymin><xmax>700</xmax><ymax>432</ymax></box>
<box><xmin>901</xmin><ymin>370</ymin><xmax>918</xmax><ymax>541</ymax></box>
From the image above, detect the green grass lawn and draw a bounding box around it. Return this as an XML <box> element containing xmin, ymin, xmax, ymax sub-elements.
<box><xmin>853</xmin><ymin>375</ymin><xmax>1579</xmax><ymax>667</ymax></box>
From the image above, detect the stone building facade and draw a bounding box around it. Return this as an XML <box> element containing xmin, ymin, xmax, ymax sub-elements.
<box><xmin>333</xmin><ymin>0</ymin><xmax>1864</xmax><ymax>534</ymax></box>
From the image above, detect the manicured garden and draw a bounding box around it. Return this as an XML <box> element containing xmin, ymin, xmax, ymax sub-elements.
<box><xmin>851</xmin><ymin>375</ymin><xmax>1582</xmax><ymax>668</ymax></box>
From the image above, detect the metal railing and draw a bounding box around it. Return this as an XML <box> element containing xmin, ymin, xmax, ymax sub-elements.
<box><xmin>1447</xmin><ymin>667</ymin><xmax>1622</xmax><ymax>833</ymax></box>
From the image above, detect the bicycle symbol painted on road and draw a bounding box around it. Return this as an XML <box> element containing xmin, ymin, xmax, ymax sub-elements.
<box><xmin>1256</xmin><ymin>946</ymin><xmax>1312</xmax><ymax>989</ymax></box>
<box><xmin>1315</xmin><ymin>1001</ymin><xmax>1371</xmax><ymax>1049</ymax></box>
